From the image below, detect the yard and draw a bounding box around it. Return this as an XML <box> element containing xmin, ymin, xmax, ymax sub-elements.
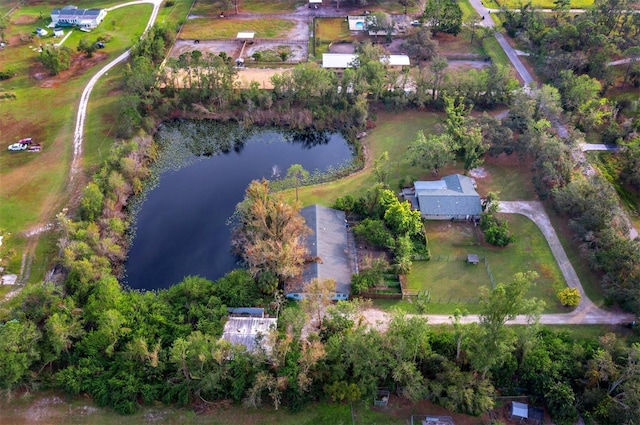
<box><xmin>179</xmin><ymin>17</ymin><xmax>296</xmax><ymax>40</ymax></box>
<box><xmin>402</xmin><ymin>214</ymin><xmax>567</xmax><ymax>314</ymax></box>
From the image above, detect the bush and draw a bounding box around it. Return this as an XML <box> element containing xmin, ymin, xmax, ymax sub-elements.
<box><xmin>480</xmin><ymin>213</ymin><xmax>514</xmax><ymax>247</ymax></box>
<box><xmin>557</xmin><ymin>287</ymin><xmax>581</xmax><ymax>307</ymax></box>
<box><xmin>0</xmin><ymin>70</ymin><xmax>14</xmax><ymax>80</ymax></box>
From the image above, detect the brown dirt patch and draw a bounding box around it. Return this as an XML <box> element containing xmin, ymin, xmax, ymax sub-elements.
<box><xmin>30</xmin><ymin>51</ymin><xmax>108</xmax><ymax>88</ymax></box>
<box><xmin>11</xmin><ymin>15</ymin><xmax>38</xmax><ymax>25</ymax></box>
<box><xmin>374</xmin><ymin>394</ymin><xmax>490</xmax><ymax>425</ymax></box>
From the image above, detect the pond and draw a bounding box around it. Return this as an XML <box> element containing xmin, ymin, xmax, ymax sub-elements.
<box><xmin>124</xmin><ymin>121</ymin><xmax>354</xmax><ymax>291</ymax></box>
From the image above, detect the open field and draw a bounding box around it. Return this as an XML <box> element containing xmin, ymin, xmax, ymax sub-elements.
<box><xmin>191</xmin><ymin>0</ymin><xmax>303</xmax><ymax>16</ymax></box>
<box><xmin>405</xmin><ymin>215</ymin><xmax>567</xmax><ymax>313</ymax></box>
<box><xmin>179</xmin><ymin>17</ymin><xmax>295</xmax><ymax>39</ymax></box>
<box><xmin>295</xmin><ymin>111</ymin><xmax>441</xmax><ymax>205</ymax></box>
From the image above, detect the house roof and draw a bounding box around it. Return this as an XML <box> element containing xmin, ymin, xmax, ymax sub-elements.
<box><xmin>381</xmin><ymin>55</ymin><xmax>410</xmax><ymax>66</ymax></box>
<box><xmin>322</xmin><ymin>53</ymin><xmax>410</xmax><ymax>69</ymax></box>
<box><xmin>236</xmin><ymin>31</ymin><xmax>255</xmax><ymax>39</ymax></box>
<box><xmin>322</xmin><ymin>53</ymin><xmax>357</xmax><ymax>69</ymax></box>
<box><xmin>415</xmin><ymin>174</ymin><xmax>482</xmax><ymax>217</ymax></box>
<box><xmin>299</xmin><ymin>204</ymin><xmax>352</xmax><ymax>296</ymax></box>
<box><xmin>221</xmin><ymin>316</ymin><xmax>277</xmax><ymax>353</ymax></box>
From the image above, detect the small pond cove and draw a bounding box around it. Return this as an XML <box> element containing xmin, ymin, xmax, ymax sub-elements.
<box><xmin>123</xmin><ymin>120</ymin><xmax>355</xmax><ymax>291</ymax></box>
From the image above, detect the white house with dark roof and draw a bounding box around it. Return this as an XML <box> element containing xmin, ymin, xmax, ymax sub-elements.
<box><xmin>402</xmin><ymin>174</ymin><xmax>482</xmax><ymax>220</ymax></box>
<box><xmin>51</xmin><ymin>5</ymin><xmax>107</xmax><ymax>29</ymax></box>
<box><xmin>286</xmin><ymin>204</ymin><xmax>354</xmax><ymax>301</ymax></box>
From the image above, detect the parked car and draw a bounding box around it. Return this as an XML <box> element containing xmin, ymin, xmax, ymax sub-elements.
<box><xmin>95</xmin><ymin>42</ymin><xmax>105</xmax><ymax>49</ymax></box>
<box><xmin>411</xmin><ymin>20</ymin><xmax>421</xmax><ymax>26</ymax></box>
<box><xmin>7</xmin><ymin>137</ymin><xmax>34</xmax><ymax>151</ymax></box>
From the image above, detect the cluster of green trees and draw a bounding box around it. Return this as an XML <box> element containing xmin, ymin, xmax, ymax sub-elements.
<box><xmin>334</xmin><ymin>183</ymin><xmax>427</xmax><ymax>278</ymax></box>
<box><xmin>502</xmin><ymin>0</ymin><xmax>640</xmax><ymax>142</ymax></box>
<box><xmin>39</xmin><ymin>45</ymin><xmax>72</xmax><ymax>75</ymax></box>
<box><xmin>407</xmin><ymin>96</ymin><xmax>496</xmax><ymax>173</ymax></box>
<box><xmin>231</xmin><ymin>179</ymin><xmax>311</xmax><ymax>295</ymax></box>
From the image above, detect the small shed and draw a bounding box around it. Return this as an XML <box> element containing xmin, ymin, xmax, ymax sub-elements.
<box><xmin>374</xmin><ymin>389</ymin><xmax>390</xmax><ymax>406</ymax></box>
<box><xmin>510</xmin><ymin>401</ymin><xmax>529</xmax><ymax>422</ymax></box>
<box><xmin>236</xmin><ymin>31</ymin><xmax>255</xmax><ymax>40</ymax></box>
<box><xmin>221</xmin><ymin>315</ymin><xmax>277</xmax><ymax>353</ymax></box>
<box><xmin>467</xmin><ymin>254</ymin><xmax>479</xmax><ymax>265</ymax></box>
<box><xmin>53</xmin><ymin>27</ymin><xmax>64</xmax><ymax>37</ymax></box>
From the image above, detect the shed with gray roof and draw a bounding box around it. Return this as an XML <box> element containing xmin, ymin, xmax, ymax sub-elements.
<box><xmin>287</xmin><ymin>204</ymin><xmax>353</xmax><ymax>301</ymax></box>
<box><xmin>405</xmin><ymin>174</ymin><xmax>481</xmax><ymax>220</ymax></box>
<box><xmin>221</xmin><ymin>316</ymin><xmax>277</xmax><ymax>353</ymax></box>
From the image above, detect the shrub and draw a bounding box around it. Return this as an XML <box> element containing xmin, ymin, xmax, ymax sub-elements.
<box><xmin>557</xmin><ymin>287</ymin><xmax>581</xmax><ymax>307</ymax></box>
<box><xmin>0</xmin><ymin>70</ymin><xmax>14</xmax><ymax>80</ymax></box>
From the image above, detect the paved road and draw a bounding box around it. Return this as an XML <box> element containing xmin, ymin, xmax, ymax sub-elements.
<box><xmin>361</xmin><ymin>201</ymin><xmax>635</xmax><ymax>330</ymax></box>
<box><xmin>70</xmin><ymin>0</ymin><xmax>162</xmax><ymax>182</ymax></box>
<box><xmin>469</xmin><ymin>0</ymin><xmax>534</xmax><ymax>87</ymax></box>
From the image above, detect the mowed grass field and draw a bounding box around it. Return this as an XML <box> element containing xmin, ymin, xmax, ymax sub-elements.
<box><xmin>406</xmin><ymin>215</ymin><xmax>567</xmax><ymax>314</ymax></box>
<box><xmin>179</xmin><ymin>17</ymin><xmax>295</xmax><ymax>39</ymax></box>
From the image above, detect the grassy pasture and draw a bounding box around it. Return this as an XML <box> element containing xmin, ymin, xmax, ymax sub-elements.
<box><xmin>0</xmin><ymin>3</ymin><xmax>153</xmax><ymax>279</ymax></box>
<box><xmin>179</xmin><ymin>17</ymin><xmax>295</xmax><ymax>39</ymax></box>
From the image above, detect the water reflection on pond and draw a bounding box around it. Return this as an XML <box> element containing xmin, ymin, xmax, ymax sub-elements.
<box><xmin>124</xmin><ymin>121</ymin><xmax>353</xmax><ymax>290</ymax></box>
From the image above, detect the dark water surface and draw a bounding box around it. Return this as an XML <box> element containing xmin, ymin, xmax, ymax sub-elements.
<box><xmin>124</xmin><ymin>123</ymin><xmax>353</xmax><ymax>290</ymax></box>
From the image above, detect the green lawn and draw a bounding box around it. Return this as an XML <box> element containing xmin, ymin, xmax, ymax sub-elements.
<box><xmin>179</xmin><ymin>17</ymin><xmax>295</xmax><ymax>39</ymax></box>
<box><xmin>403</xmin><ymin>215</ymin><xmax>567</xmax><ymax>314</ymax></box>
<box><xmin>482</xmin><ymin>36</ymin><xmax>511</xmax><ymax>69</ymax></box>
<box><xmin>459</xmin><ymin>0</ymin><xmax>481</xmax><ymax>19</ymax></box>
<box><xmin>495</xmin><ymin>0</ymin><xmax>594</xmax><ymax>8</ymax></box>
<box><xmin>294</xmin><ymin>111</ymin><xmax>442</xmax><ymax>206</ymax></box>
<box><xmin>475</xmin><ymin>156</ymin><xmax>538</xmax><ymax>200</ymax></box>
